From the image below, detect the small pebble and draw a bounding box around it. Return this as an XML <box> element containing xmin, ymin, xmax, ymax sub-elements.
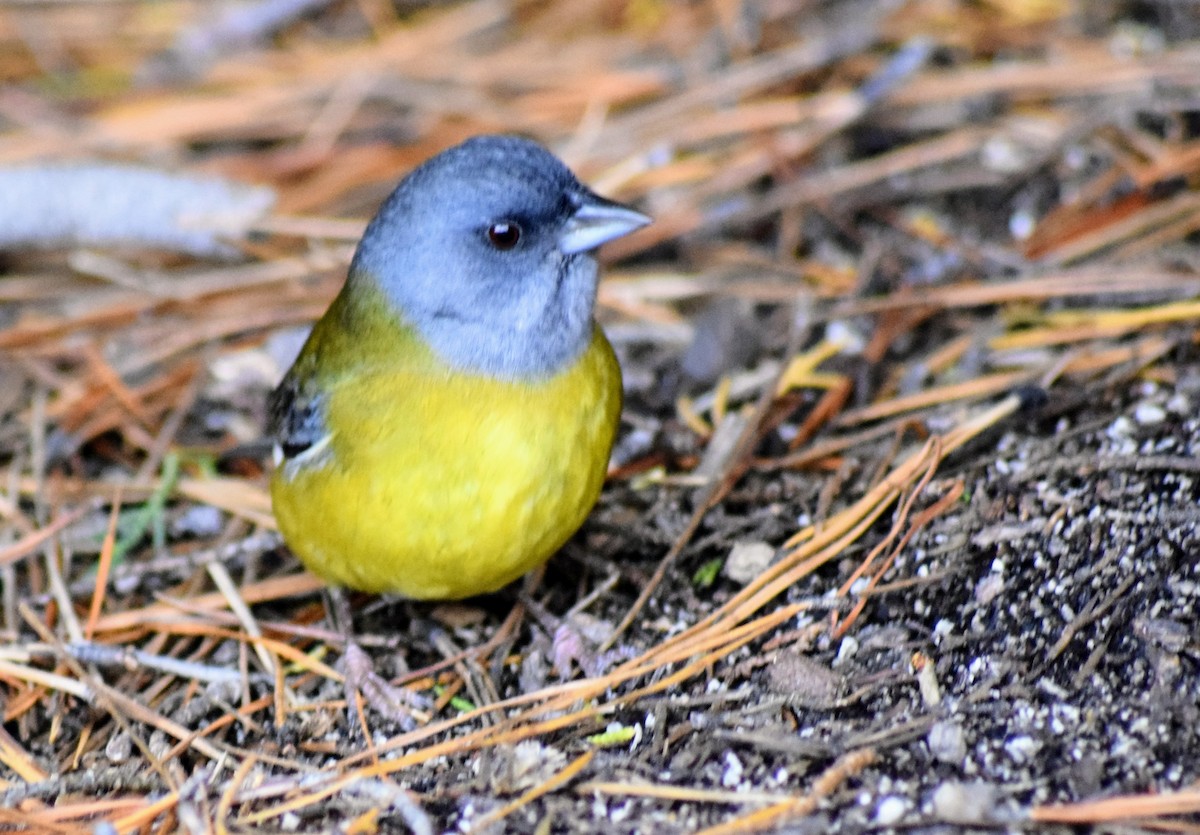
<box><xmin>974</xmin><ymin>572</ymin><xmax>1004</xmax><ymax>605</ymax></box>
<box><xmin>825</xmin><ymin>319</ymin><xmax>865</xmax><ymax>353</ymax></box>
<box><xmin>932</xmin><ymin>618</ymin><xmax>954</xmax><ymax>644</ymax></box>
<box><xmin>931</xmin><ymin>781</ymin><xmax>998</xmax><ymax>824</ymax></box>
<box><xmin>1009</xmin><ymin>207</ymin><xmax>1035</xmax><ymax>240</ymax></box>
<box><xmin>173</xmin><ymin>504</ymin><xmax>224</xmax><ymax>538</ymax></box>
<box><xmin>834</xmin><ymin>635</ymin><xmax>859</xmax><ymax>666</ymax></box>
<box><xmin>766</xmin><ymin>650</ymin><xmax>843</xmax><ymax>707</ymax></box>
<box><xmin>105</xmin><ymin>731</ymin><xmax>132</xmax><ymax>764</ymax></box>
<box><xmin>928</xmin><ymin>721</ymin><xmax>966</xmax><ymax>764</ymax></box>
<box><xmin>875</xmin><ymin>795</ymin><xmax>907</xmax><ymax>825</ymax></box>
<box><xmin>983</xmin><ymin>135</ymin><xmax>1030</xmax><ymax>173</ymax></box>
<box><xmin>721</xmin><ymin>751</ymin><xmax>744</xmax><ymax>788</ymax></box>
<box><xmin>1004</xmin><ymin>734</ymin><xmax>1039</xmax><ymax>764</ymax></box>
<box><xmin>1133</xmin><ymin>402</ymin><xmax>1166</xmax><ymax>426</ymax></box>
<box><xmin>1106</xmin><ymin>416</ymin><xmax>1134</xmax><ymax>440</ymax></box>
<box><xmin>723</xmin><ymin>541</ymin><xmax>775</xmax><ymax>584</ymax></box>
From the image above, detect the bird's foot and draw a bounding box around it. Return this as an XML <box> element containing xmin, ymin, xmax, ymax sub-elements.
<box><xmin>549</xmin><ymin>614</ymin><xmax>638</xmax><ymax>678</ymax></box>
<box><xmin>342</xmin><ymin>642</ymin><xmax>433</xmax><ymax>731</ymax></box>
<box><xmin>522</xmin><ymin>594</ymin><xmax>637</xmax><ymax>679</ymax></box>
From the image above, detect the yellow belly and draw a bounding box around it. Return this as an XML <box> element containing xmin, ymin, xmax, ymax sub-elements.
<box><xmin>270</xmin><ymin>327</ymin><xmax>621</xmax><ymax>598</ymax></box>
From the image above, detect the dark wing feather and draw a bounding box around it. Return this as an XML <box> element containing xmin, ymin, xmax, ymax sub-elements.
<box><xmin>268</xmin><ymin>363</ymin><xmax>328</xmax><ymax>461</ymax></box>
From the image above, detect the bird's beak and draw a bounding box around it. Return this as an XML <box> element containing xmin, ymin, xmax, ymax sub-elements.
<box><xmin>559</xmin><ymin>193</ymin><xmax>652</xmax><ymax>255</ymax></box>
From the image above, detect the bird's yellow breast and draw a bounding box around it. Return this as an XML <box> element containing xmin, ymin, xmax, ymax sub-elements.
<box><xmin>270</xmin><ymin>286</ymin><xmax>622</xmax><ymax>598</ymax></box>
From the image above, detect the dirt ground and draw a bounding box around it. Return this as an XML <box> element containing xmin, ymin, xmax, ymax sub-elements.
<box><xmin>1</xmin><ymin>1</ymin><xmax>1200</xmax><ymax>832</ymax></box>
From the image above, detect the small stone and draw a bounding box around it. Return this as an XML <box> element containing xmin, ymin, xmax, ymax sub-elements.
<box><xmin>172</xmin><ymin>504</ymin><xmax>224</xmax><ymax>538</ymax></box>
<box><xmin>1004</xmin><ymin>734</ymin><xmax>1039</xmax><ymax>764</ymax></box>
<box><xmin>931</xmin><ymin>781</ymin><xmax>998</xmax><ymax>824</ymax></box>
<box><xmin>1009</xmin><ymin>207</ymin><xmax>1035</xmax><ymax>240</ymax></box>
<box><xmin>1106</xmin><ymin>416</ymin><xmax>1134</xmax><ymax>440</ymax></box>
<box><xmin>932</xmin><ymin>619</ymin><xmax>954</xmax><ymax>641</ymax></box>
<box><xmin>928</xmin><ymin>721</ymin><xmax>966</xmax><ymax>764</ymax></box>
<box><xmin>766</xmin><ymin>650</ymin><xmax>844</xmax><ymax>707</ymax></box>
<box><xmin>875</xmin><ymin>795</ymin><xmax>907</xmax><ymax>825</ymax></box>
<box><xmin>721</xmin><ymin>751</ymin><xmax>744</xmax><ymax>788</ymax></box>
<box><xmin>148</xmin><ymin>730</ymin><xmax>172</xmax><ymax>760</ymax></box>
<box><xmin>983</xmin><ymin>135</ymin><xmax>1030</xmax><ymax>173</ymax></box>
<box><xmin>723</xmin><ymin>541</ymin><xmax>775</xmax><ymax>584</ymax></box>
<box><xmin>974</xmin><ymin>572</ymin><xmax>1004</xmax><ymax>605</ymax></box>
<box><xmin>1133</xmin><ymin>402</ymin><xmax>1166</xmax><ymax>426</ymax></box>
<box><xmin>105</xmin><ymin>731</ymin><xmax>132</xmax><ymax>763</ymax></box>
<box><xmin>834</xmin><ymin>635</ymin><xmax>859</xmax><ymax>666</ymax></box>
<box><xmin>825</xmin><ymin>319</ymin><xmax>865</xmax><ymax>353</ymax></box>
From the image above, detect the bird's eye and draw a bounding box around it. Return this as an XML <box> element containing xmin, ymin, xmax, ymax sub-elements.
<box><xmin>486</xmin><ymin>221</ymin><xmax>521</xmax><ymax>250</ymax></box>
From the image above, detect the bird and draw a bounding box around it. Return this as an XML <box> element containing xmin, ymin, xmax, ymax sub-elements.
<box><xmin>268</xmin><ymin>135</ymin><xmax>650</xmax><ymax>610</ymax></box>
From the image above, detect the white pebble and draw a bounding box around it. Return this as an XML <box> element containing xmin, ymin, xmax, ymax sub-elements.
<box><xmin>875</xmin><ymin>795</ymin><xmax>907</xmax><ymax>825</ymax></box>
<box><xmin>834</xmin><ymin>635</ymin><xmax>859</xmax><ymax>666</ymax></box>
<box><xmin>721</xmin><ymin>751</ymin><xmax>744</xmax><ymax>788</ymax></box>
<box><xmin>723</xmin><ymin>541</ymin><xmax>775</xmax><ymax>584</ymax></box>
<box><xmin>1133</xmin><ymin>402</ymin><xmax>1166</xmax><ymax>426</ymax></box>
<box><xmin>931</xmin><ymin>781</ymin><xmax>997</xmax><ymax>824</ymax></box>
<box><xmin>928</xmin><ymin>721</ymin><xmax>966</xmax><ymax>764</ymax></box>
<box><xmin>1004</xmin><ymin>734</ymin><xmax>1039</xmax><ymax>764</ymax></box>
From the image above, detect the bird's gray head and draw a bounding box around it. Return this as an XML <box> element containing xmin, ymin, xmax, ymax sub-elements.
<box><xmin>350</xmin><ymin>134</ymin><xmax>650</xmax><ymax>380</ymax></box>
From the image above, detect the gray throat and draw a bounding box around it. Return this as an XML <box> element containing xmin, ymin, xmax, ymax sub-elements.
<box><xmin>399</xmin><ymin>255</ymin><xmax>597</xmax><ymax>381</ymax></box>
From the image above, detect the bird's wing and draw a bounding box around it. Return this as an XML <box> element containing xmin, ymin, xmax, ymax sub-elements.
<box><xmin>267</xmin><ymin>356</ymin><xmax>331</xmax><ymax>465</ymax></box>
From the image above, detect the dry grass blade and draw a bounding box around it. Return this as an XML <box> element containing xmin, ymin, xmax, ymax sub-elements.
<box><xmin>1031</xmin><ymin>789</ymin><xmax>1200</xmax><ymax>824</ymax></box>
<box><xmin>0</xmin><ymin>721</ymin><xmax>48</xmax><ymax>782</ymax></box>
<box><xmin>578</xmin><ymin>781</ymin><xmax>800</xmax><ymax>805</ymax></box>
<box><xmin>0</xmin><ymin>504</ymin><xmax>94</xmax><ymax>567</ymax></box>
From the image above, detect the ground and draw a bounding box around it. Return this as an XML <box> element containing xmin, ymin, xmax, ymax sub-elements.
<box><xmin>1</xmin><ymin>1</ymin><xmax>1199</xmax><ymax>832</ymax></box>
